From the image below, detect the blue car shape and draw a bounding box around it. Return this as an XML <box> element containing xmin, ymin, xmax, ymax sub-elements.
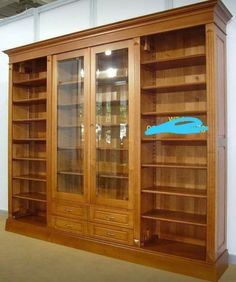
<box><xmin>144</xmin><ymin>117</ymin><xmax>208</xmax><ymax>135</ymax></box>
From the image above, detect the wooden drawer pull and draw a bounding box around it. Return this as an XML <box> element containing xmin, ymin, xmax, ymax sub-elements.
<box><xmin>64</xmin><ymin>209</ymin><xmax>73</xmax><ymax>213</ymax></box>
<box><xmin>106</xmin><ymin>216</ymin><xmax>115</xmax><ymax>221</ymax></box>
<box><xmin>65</xmin><ymin>224</ymin><xmax>73</xmax><ymax>228</ymax></box>
<box><xmin>106</xmin><ymin>232</ymin><xmax>115</xmax><ymax>236</ymax></box>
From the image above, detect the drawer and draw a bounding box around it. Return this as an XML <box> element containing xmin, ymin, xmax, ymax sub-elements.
<box><xmin>52</xmin><ymin>202</ymin><xmax>87</xmax><ymax>220</ymax></box>
<box><xmin>52</xmin><ymin>216</ymin><xmax>87</xmax><ymax>235</ymax></box>
<box><xmin>89</xmin><ymin>223</ymin><xmax>133</xmax><ymax>245</ymax></box>
<box><xmin>90</xmin><ymin>207</ymin><xmax>133</xmax><ymax>227</ymax></box>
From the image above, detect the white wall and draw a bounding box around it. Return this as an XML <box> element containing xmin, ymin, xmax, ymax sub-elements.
<box><xmin>0</xmin><ymin>0</ymin><xmax>235</xmax><ymax>256</ymax></box>
<box><xmin>0</xmin><ymin>16</ymin><xmax>35</xmax><ymax>211</ymax></box>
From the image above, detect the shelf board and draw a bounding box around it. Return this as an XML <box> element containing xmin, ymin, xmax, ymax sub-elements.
<box><xmin>98</xmin><ymin>173</ymin><xmax>128</xmax><ymax>179</ymax></box>
<box><xmin>96</xmin><ymin>99</ymin><xmax>128</xmax><ymax>104</ymax></box>
<box><xmin>142</xmin><ymin>137</ymin><xmax>207</xmax><ymax>142</ymax></box>
<box><xmin>13</xmin><ymin>97</ymin><xmax>47</xmax><ymax>105</ymax></box>
<box><xmin>98</xmin><ymin>123</ymin><xmax>128</xmax><ymax>127</ymax></box>
<box><xmin>58</xmin><ymin>146</ymin><xmax>83</xmax><ymax>150</ymax></box>
<box><xmin>58</xmin><ymin>80</ymin><xmax>84</xmax><ymax>86</ymax></box>
<box><xmin>141</xmin><ymin>162</ymin><xmax>207</xmax><ymax>169</ymax></box>
<box><xmin>13</xmin><ymin>77</ymin><xmax>46</xmax><ymax>87</ymax></box>
<box><xmin>142</xmin><ymin>110</ymin><xmax>206</xmax><ymax>117</ymax></box>
<box><xmin>58</xmin><ymin>103</ymin><xmax>83</xmax><ymax>108</ymax></box>
<box><xmin>12</xmin><ymin>118</ymin><xmax>46</xmax><ymax>123</ymax></box>
<box><xmin>97</xmin><ymin>147</ymin><xmax>128</xmax><ymax>151</ymax></box>
<box><xmin>12</xmin><ymin>157</ymin><xmax>46</xmax><ymax>162</ymax></box>
<box><xmin>143</xmin><ymin>239</ymin><xmax>206</xmax><ymax>261</ymax></box>
<box><xmin>13</xmin><ymin>215</ymin><xmax>47</xmax><ymax>227</ymax></box>
<box><xmin>58</xmin><ymin>124</ymin><xmax>83</xmax><ymax>128</ymax></box>
<box><xmin>141</xmin><ymin>54</ymin><xmax>206</xmax><ymax>70</ymax></box>
<box><xmin>142</xmin><ymin>82</ymin><xmax>206</xmax><ymax>93</ymax></box>
<box><xmin>13</xmin><ymin>192</ymin><xmax>46</xmax><ymax>203</ymax></box>
<box><xmin>13</xmin><ymin>138</ymin><xmax>46</xmax><ymax>143</ymax></box>
<box><xmin>97</xmin><ymin>76</ymin><xmax>128</xmax><ymax>85</ymax></box>
<box><xmin>13</xmin><ymin>174</ymin><xmax>47</xmax><ymax>182</ymax></box>
<box><xmin>142</xmin><ymin>209</ymin><xmax>206</xmax><ymax>226</ymax></box>
<box><xmin>141</xmin><ymin>186</ymin><xmax>207</xmax><ymax>198</ymax></box>
<box><xmin>58</xmin><ymin>171</ymin><xmax>83</xmax><ymax>176</ymax></box>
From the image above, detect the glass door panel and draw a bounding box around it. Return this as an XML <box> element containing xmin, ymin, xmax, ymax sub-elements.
<box><xmin>91</xmin><ymin>42</ymin><xmax>132</xmax><ymax>208</ymax></box>
<box><xmin>53</xmin><ymin>49</ymin><xmax>88</xmax><ymax>202</ymax></box>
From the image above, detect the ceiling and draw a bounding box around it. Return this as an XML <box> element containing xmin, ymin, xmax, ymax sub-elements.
<box><xmin>0</xmin><ymin>0</ymin><xmax>58</xmax><ymax>18</ymax></box>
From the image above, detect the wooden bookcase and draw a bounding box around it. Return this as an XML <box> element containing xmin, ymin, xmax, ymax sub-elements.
<box><xmin>5</xmin><ymin>1</ymin><xmax>232</xmax><ymax>281</ymax></box>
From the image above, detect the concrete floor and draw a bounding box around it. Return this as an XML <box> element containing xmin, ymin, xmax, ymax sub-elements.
<box><xmin>0</xmin><ymin>214</ymin><xmax>235</xmax><ymax>282</ymax></box>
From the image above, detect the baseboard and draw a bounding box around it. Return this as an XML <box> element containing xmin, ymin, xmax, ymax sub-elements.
<box><xmin>229</xmin><ymin>254</ymin><xmax>236</xmax><ymax>264</ymax></box>
<box><xmin>0</xmin><ymin>210</ymin><xmax>8</xmax><ymax>215</ymax></box>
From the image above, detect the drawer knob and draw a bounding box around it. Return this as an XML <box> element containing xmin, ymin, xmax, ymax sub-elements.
<box><xmin>106</xmin><ymin>232</ymin><xmax>115</xmax><ymax>236</ymax></box>
<box><xmin>65</xmin><ymin>209</ymin><xmax>73</xmax><ymax>213</ymax></box>
<box><xmin>106</xmin><ymin>216</ymin><xmax>115</xmax><ymax>221</ymax></box>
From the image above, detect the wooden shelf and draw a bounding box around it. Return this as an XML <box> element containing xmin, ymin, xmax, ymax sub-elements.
<box><xmin>58</xmin><ymin>171</ymin><xmax>83</xmax><ymax>176</ymax></box>
<box><xmin>97</xmin><ymin>147</ymin><xmax>128</xmax><ymax>151</ymax></box>
<box><xmin>142</xmin><ymin>82</ymin><xmax>206</xmax><ymax>93</ymax></box>
<box><xmin>12</xmin><ymin>118</ymin><xmax>46</xmax><ymax>123</ymax></box>
<box><xmin>142</xmin><ymin>137</ymin><xmax>207</xmax><ymax>142</ymax></box>
<box><xmin>98</xmin><ymin>123</ymin><xmax>128</xmax><ymax>127</ymax></box>
<box><xmin>12</xmin><ymin>157</ymin><xmax>46</xmax><ymax>162</ymax></box>
<box><xmin>58</xmin><ymin>103</ymin><xmax>83</xmax><ymax>107</ymax></box>
<box><xmin>143</xmin><ymin>238</ymin><xmax>206</xmax><ymax>261</ymax></box>
<box><xmin>97</xmin><ymin>76</ymin><xmax>128</xmax><ymax>85</ymax></box>
<box><xmin>141</xmin><ymin>186</ymin><xmax>207</xmax><ymax>198</ymax></box>
<box><xmin>142</xmin><ymin>209</ymin><xmax>206</xmax><ymax>226</ymax></box>
<box><xmin>13</xmin><ymin>138</ymin><xmax>46</xmax><ymax>143</ymax></box>
<box><xmin>58</xmin><ymin>124</ymin><xmax>83</xmax><ymax>128</ymax></box>
<box><xmin>141</xmin><ymin>162</ymin><xmax>207</xmax><ymax>169</ymax></box>
<box><xmin>141</xmin><ymin>54</ymin><xmax>206</xmax><ymax>70</ymax></box>
<box><xmin>58</xmin><ymin>80</ymin><xmax>84</xmax><ymax>86</ymax></box>
<box><xmin>98</xmin><ymin>173</ymin><xmax>128</xmax><ymax>179</ymax></box>
<box><xmin>13</xmin><ymin>97</ymin><xmax>47</xmax><ymax>105</ymax></box>
<box><xmin>58</xmin><ymin>146</ymin><xmax>83</xmax><ymax>150</ymax></box>
<box><xmin>13</xmin><ymin>215</ymin><xmax>47</xmax><ymax>227</ymax></box>
<box><xmin>13</xmin><ymin>174</ymin><xmax>47</xmax><ymax>182</ymax></box>
<box><xmin>13</xmin><ymin>192</ymin><xmax>46</xmax><ymax>203</ymax></box>
<box><xmin>142</xmin><ymin>110</ymin><xmax>206</xmax><ymax>117</ymax></box>
<box><xmin>13</xmin><ymin>77</ymin><xmax>46</xmax><ymax>87</ymax></box>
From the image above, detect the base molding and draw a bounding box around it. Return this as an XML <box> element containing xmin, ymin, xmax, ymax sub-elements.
<box><xmin>5</xmin><ymin>218</ymin><xmax>228</xmax><ymax>281</ymax></box>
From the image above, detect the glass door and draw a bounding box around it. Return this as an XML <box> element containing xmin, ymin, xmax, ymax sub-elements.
<box><xmin>91</xmin><ymin>41</ymin><xmax>134</xmax><ymax>209</ymax></box>
<box><xmin>52</xmin><ymin>49</ymin><xmax>89</xmax><ymax>202</ymax></box>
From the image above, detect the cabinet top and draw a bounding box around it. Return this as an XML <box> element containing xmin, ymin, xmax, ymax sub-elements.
<box><xmin>4</xmin><ymin>0</ymin><xmax>232</xmax><ymax>63</ymax></box>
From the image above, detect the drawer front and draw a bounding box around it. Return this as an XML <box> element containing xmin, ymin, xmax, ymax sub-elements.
<box><xmin>52</xmin><ymin>202</ymin><xmax>87</xmax><ymax>220</ymax></box>
<box><xmin>52</xmin><ymin>216</ymin><xmax>87</xmax><ymax>235</ymax></box>
<box><xmin>90</xmin><ymin>207</ymin><xmax>133</xmax><ymax>227</ymax></box>
<box><xmin>89</xmin><ymin>223</ymin><xmax>133</xmax><ymax>245</ymax></box>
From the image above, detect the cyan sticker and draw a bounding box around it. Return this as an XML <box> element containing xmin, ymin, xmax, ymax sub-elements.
<box><xmin>144</xmin><ymin>117</ymin><xmax>208</xmax><ymax>136</ymax></box>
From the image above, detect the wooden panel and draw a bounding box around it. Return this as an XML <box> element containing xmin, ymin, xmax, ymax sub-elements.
<box><xmin>52</xmin><ymin>216</ymin><xmax>87</xmax><ymax>236</ymax></box>
<box><xmin>90</xmin><ymin>206</ymin><xmax>133</xmax><ymax>228</ymax></box>
<box><xmin>88</xmin><ymin>223</ymin><xmax>133</xmax><ymax>245</ymax></box>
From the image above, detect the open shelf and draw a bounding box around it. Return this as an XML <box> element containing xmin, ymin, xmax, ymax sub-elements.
<box><xmin>141</xmin><ymin>54</ymin><xmax>206</xmax><ymax>70</ymax></box>
<box><xmin>13</xmin><ymin>192</ymin><xmax>46</xmax><ymax>203</ymax></box>
<box><xmin>143</xmin><ymin>238</ymin><xmax>206</xmax><ymax>261</ymax></box>
<box><xmin>141</xmin><ymin>186</ymin><xmax>207</xmax><ymax>198</ymax></box>
<box><xmin>142</xmin><ymin>82</ymin><xmax>206</xmax><ymax>93</ymax></box>
<box><xmin>141</xmin><ymin>162</ymin><xmax>207</xmax><ymax>169</ymax></box>
<box><xmin>13</xmin><ymin>97</ymin><xmax>47</xmax><ymax>105</ymax></box>
<box><xmin>13</xmin><ymin>215</ymin><xmax>47</xmax><ymax>227</ymax></box>
<box><xmin>12</xmin><ymin>118</ymin><xmax>46</xmax><ymax>123</ymax></box>
<box><xmin>13</xmin><ymin>77</ymin><xmax>46</xmax><ymax>87</ymax></box>
<box><xmin>13</xmin><ymin>138</ymin><xmax>46</xmax><ymax>143</ymax></box>
<box><xmin>13</xmin><ymin>174</ymin><xmax>47</xmax><ymax>182</ymax></box>
<box><xmin>142</xmin><ymin>209</ymin><xmax>206</xmax><ymax>226</ymax></box>
<box><xmin>12</xmin><ymin>157</ymin><xmax>46</xmax><ymax>161</ymax></box>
